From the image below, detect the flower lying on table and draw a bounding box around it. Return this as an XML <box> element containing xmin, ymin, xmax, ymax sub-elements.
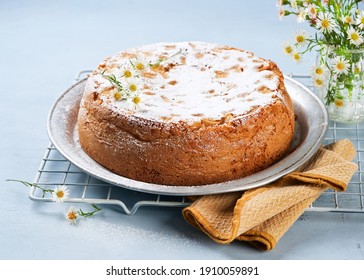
<box><xmin>6</xmin><ymin>179</ymin><xmax>102</xmax><ymax>225</ymax></box>
<box><xmin>277</xmin><ymin>0</ymin><xmax>364</xmax><ymax>110</ymax></box>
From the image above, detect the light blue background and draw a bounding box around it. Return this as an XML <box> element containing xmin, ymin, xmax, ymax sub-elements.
<box><xmin>1</xmin><ymin>0</ymin><xmax>363</xmax><ymax>259</ymax></box>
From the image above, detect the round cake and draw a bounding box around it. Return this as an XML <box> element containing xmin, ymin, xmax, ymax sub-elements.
<box><xmin>77</xmin><ymin>41</ymin><xmax>295</xmax><ymax>186</ymax></box>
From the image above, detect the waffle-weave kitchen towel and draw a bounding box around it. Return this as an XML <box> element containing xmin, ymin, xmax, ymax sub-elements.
<box><xmin>182</xmin><ymin>139</ymin><xmax>358</xmax><ymax>250</ymax></box>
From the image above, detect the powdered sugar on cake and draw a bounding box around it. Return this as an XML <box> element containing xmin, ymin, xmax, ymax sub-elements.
<box><xmin>85</xmin><ymin>41</ymin><xmax>283</xmax><ymax>124</ymax></box>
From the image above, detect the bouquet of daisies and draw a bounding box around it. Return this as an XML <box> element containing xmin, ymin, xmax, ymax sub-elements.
<box><xmin>278</xmin><ymin>0</ymin><xmax>364</xmax><ymax>106</ymax></box>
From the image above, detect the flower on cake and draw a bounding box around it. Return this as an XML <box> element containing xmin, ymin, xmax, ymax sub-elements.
<box><xmin>122</xmin><ymin>68</ymin><xmax>133</xmax><ymax>79</ymax></box>
<box><xmin>101</xmin><ymin>49</ymin><xmax>186</xmax><ymax>106</ymax></box>
<box><xmin>129</xmin><ymin>57</ymin><xmax>149</xmax><ymax>73</ymax></box>
<box><xmin>132</xmin><ymin>95</ymin><xmax>141</xmax><ymax>105</ymax></box>
<box><xmin>127</xmin><ymin>80</ymin><xmax>138</xmax><ymax>93</ymax></box>
<box><xmin>113</xmin><ymin>91</ymin><xmax>123</xmax><ymax>100</ymax></box>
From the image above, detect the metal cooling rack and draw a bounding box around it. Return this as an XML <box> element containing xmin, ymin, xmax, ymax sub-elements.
<box><xmin>29</xmin><ymin>72</ymin><xmax>364</xmax><ymax>214</ymax></box>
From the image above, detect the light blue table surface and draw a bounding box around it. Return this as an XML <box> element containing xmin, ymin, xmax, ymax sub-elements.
<box><xmin>1</xmin><ymin>0</ymin><xmax>364</xmax><ymax>260</ymax></box>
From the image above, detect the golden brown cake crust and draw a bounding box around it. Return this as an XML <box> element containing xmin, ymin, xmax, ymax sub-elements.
<box><xmin>77</xmin><ymin>42</ymin><xmax>295</xmax><ymax>186</ymax></box>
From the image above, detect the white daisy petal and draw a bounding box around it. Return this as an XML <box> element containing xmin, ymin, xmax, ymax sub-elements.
<box><xmin>356</xmin><ymin>11</ymin><xmax>364</xmax><ymax>29</ymax></box>
<box><xmin>52</xmin><ymin>185</ymin><xmax>69</xmax><ymax>203</ymax></box>
<box><xmin>306</xmin><ymin>4</ymin><xmax>317</xmax><ymax>19</ymax></box>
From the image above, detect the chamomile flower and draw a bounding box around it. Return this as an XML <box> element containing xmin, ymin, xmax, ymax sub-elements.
<box><xmin>278</xmin><ymin>8</ymin><xmax>288</xmax><ymax>20</ymax></box>
<box><xmin>356</xmin><ymin>11</ymin><xmax>364</xmax><ymax>29</ymax></box>
<box><xmin>331</xmin><ymin>56</ymin><xmax>350</xmax><ymax>75</ymax></box>
<box><xmin>52</xmin><ymin>185</ymin><xmax>69</xmax><ymax>203</ymax></box>
<box><xmin>316</xmin><ymin>12</ymin><xmax>338</xmax><ymax>33</ymax></box>
<box><xmin>306</xmin><ymin>4</ymin><xmax>317</xmax><ymax>20</ymax></box>
<box><xmin>334</xmin><ymin>98</ymin><xmax>344</xmax><ymax>107</ymax></box>
<box><xmin>114</xmin><ymin>91</ymin><xmax>122</xmax><ymax>100</ymax></box>
<box><xmin>282</xmin><ymin>42</ymin><xmax>294</xmax><ymax>55</ymax></box>
<box><xmin>296</xmin><ymin>9</ymin><xmax>307</xmax><ymax>23</ymax></box>
<box><xmin>122</xmin><ymin>68</ymin><xmax>133</xmax><ymax>78</ymax></box>
<box><xmin>128</xmin><ymin>81</ymin><xmax>138</xmax><ymax>93</ymax></box>
<box><xmin>353</xmin><ymin>58</ymin><xmax>364</xmax><ymax>75</ymax></box>
<box><xmin>292</xmin><ymin>50</ymin><xmax>303</xmax><ymax>63</ymax></box>
<box><xmin>347</xmin><ymin>26</ymin><xmax>364</xmax><ymax>46</ymax></box>
<box><xmin>66</xmin><ymin>206</ymin><xmax>78</xmax><ymax>225</ymax></box>
<box><xmin>294</xmin><ymin>30</ymin><xmax>309</xmax><ymax>46</ymax></box>
<box><xmin>341</xmin><ymin>15</ymin><xmax>354</xmax><ymax>25</ymax></box>
<box><xmin>129</xmin><ymin>57</ymin><xmax>148</xmax><ymax>73</ymax></box>
<box><xmin>313</xmin><ymin>76</ymin><xmax>325</xmax><ymax>88</ymax></box>
<box><xmin>289</xmin><ymin>0</ymin><xmax>298</xmax><ymax>9</ymax></box>
<box><xmin>311</xmin><ymin>64</ymin><xmax>327</xmax><ymax>78</ymax></box>
<box><xmin>132</xmin><ymin>95</ymin><xmax>141</xmax><ymax>105</ymax></box>
<box><xmin>322</xmin><ymin>0</ymin><xmax>329</xmax><ymax>6</ymax></box>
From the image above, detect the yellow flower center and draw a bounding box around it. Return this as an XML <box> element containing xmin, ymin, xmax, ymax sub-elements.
<box><xmin>135</xmin><ymin>62</ymin><xmax>145</xmax><ymax>71</ymax></box>
<box><xmin>351</xmin><ymin>33</ymin><xmax>359</xmax><ymax>41</ymax></box>
<box><xmin>296</xmin><ymin>35</ymin><xmax>304</xmax><ymax>43</ymax></box>
<box><xmin>336</xmin><ymin>62</ymin><xmax>345</xmax><ymax>71</ymax></box>
<box><xmin>56</xmin><ymin>191</ymin><xmax>64</xmax><ymax>198</ymax></box>
<box><xmin>114</xmin><ymin>92</ymin><xmax>122</xmax><ymax>100</ymax></box>
<box><xmin>293</xmin><ymin>53</ymin><xmax>301</xmax><ymax>61</ymax></box>
<box><xmin>132</xmin><ymin>96</ymin><xmax>141</xmax><ymax>104</ymax></box>
<box><xmin>284</xmin><ymin>46</ymin><xmax>293</xmax><ymax>54</ymax></box>
<box><xmin>354</xmin><ymin>67</ymin><xmax>360</xmax><ymax>74</ymax></box>
<box><xmin>361</xmin><ymin>18</ymin><xmax>364</xmax><ymax>24</ymax></box>
<box><xmin>124</xmin><ymin>70</ymin><xmax>132</xmax><ymax>78</ymax></box>
<box><xmin>129</xmin><ymin>84</ymin><xmax>137</xmax><ymax>92</ymax></box>
<box><xmin>334</xmin><ymin>99</ymin><xmax>344</xmax><ymax>107</ymax></box>
<box><xmin>315</xmin><ymin>68</ymin><xmax>323</xmax><ymax>75</ymax></box>
<box><xmin>68</xmin><ymin>212</ymin><xmax>77</xmax><ymax>220</ymax></box>
<box><xmin>315</xmin><ymin>79</ymin><xmax>323</xmax><ymax>86</ymax></box>
<box><xmin>321</xmin><ymin>19</ymin><xmax>330</xmax><ymax>29</ymax></box>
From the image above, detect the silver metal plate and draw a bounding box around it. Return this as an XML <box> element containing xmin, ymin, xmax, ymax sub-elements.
<box><xmin>47</xmin><ymin>76</ymin><xmax>328</xmax><ymax>196</ymax></box>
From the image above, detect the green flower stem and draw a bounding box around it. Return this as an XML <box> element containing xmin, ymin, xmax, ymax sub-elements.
<box><xmin>148</xmin><ymin>49</ymin><xmax>184</xmax><ymax>67</ymax></box>
<box><xmin>6</xmin><ymin>179</ymin><xmax>54</xmax><ymax>197</ymax></box>
<box><xmin>78</xmin><ymin>203</ymin><xmax>102</xmax><ymax>218</ymax></box>
<box><xmin>101</xmin><ymin>72</ymin><xmax>125</xmax><ymax>93</ymax></box>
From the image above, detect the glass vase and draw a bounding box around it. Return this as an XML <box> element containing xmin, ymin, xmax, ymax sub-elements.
<box><xmin>316</xmin><ymin>48</ymin><xmax>364</xmax><ymax>123</ymax></box>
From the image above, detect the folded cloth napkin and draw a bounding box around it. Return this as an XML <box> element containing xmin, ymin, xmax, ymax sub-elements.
<box><xmin>182</xmin><ymin>139</ymin><xmax>358</xmax><ymax>250</ymax></box>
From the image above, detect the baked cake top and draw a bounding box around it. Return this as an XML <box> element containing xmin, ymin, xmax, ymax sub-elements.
<box><xmin>84</xmin><ymin>41</ymin><xmax>285</xmax><ymax>124</ymax></box>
